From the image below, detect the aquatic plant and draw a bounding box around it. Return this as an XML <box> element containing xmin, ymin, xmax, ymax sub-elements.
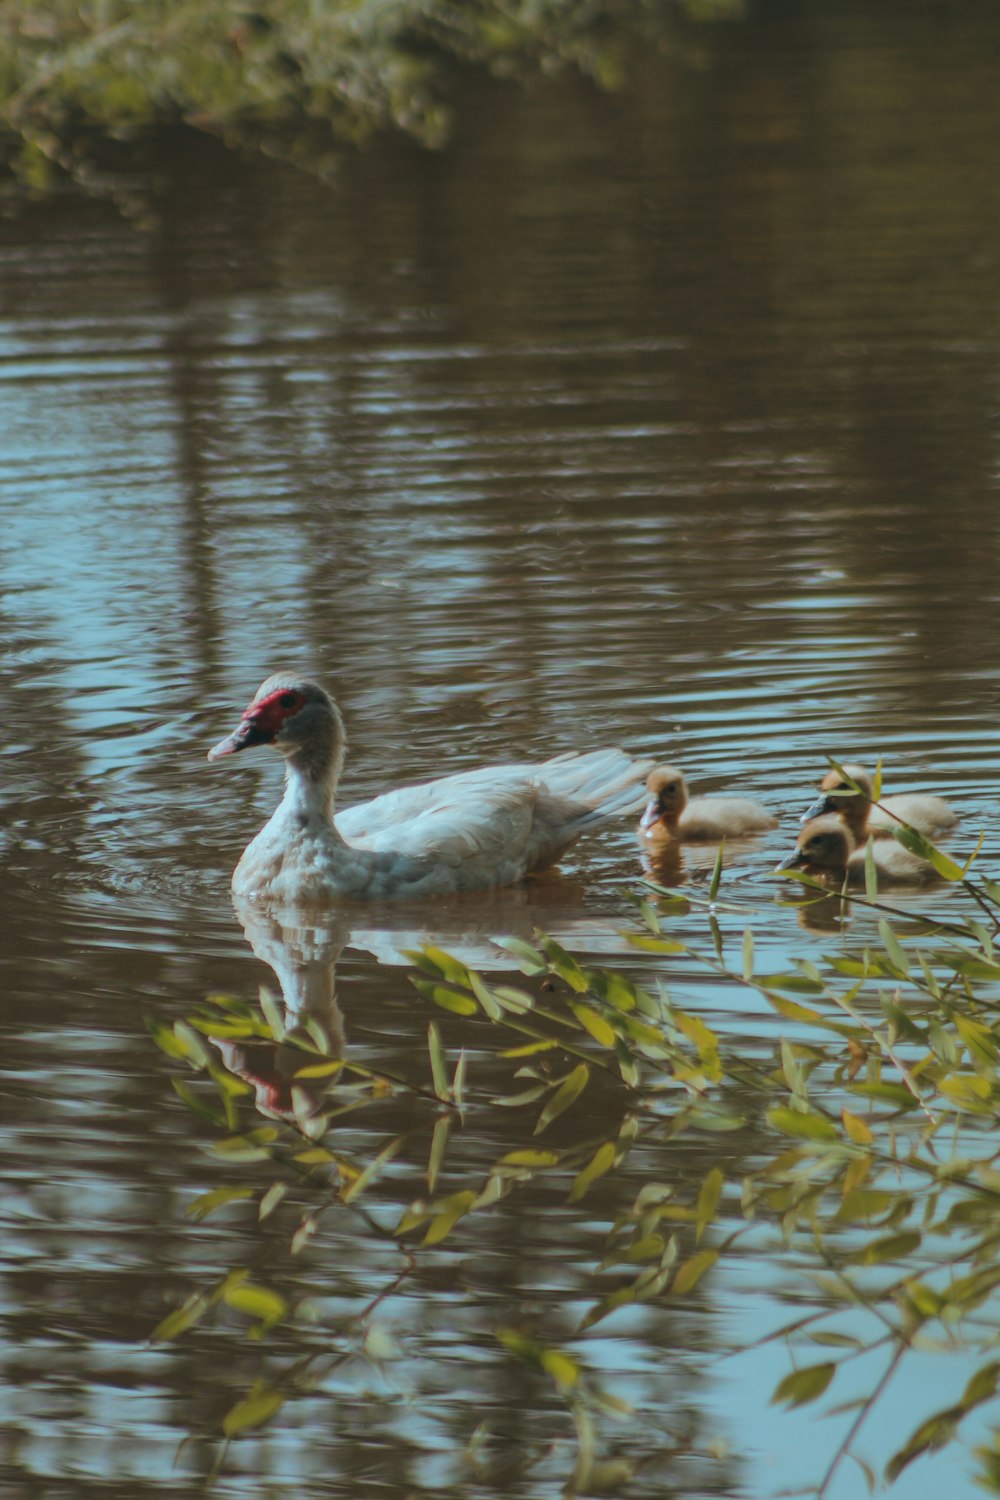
<box><xmin>149</xmin><ymin>810</ymin><xmax>1000</xmax><ymax>1495</ymax></box>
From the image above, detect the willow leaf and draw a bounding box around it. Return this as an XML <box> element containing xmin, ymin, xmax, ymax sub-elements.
<box><xmin>258</xmin><ymin>987</ymin><xmax>285</xmax><ymax>1042</ymax></box>
<box><xmin>186</xmin><ymin>1186</ymin><xmax>254</xmax><ymax>1222</ymax></box>
<box><xmin>224</xmin><ymin>1283</ymin><xmax>287</xmax><ymax>1330</ymax></box>
<box><xmin>695</xmin><ymin>1167</ymin><xmax>724</xmax><ymax>1244</ymax></box>
<box><xmin>772</xmin><ymin>1362</ymin><xmax>835</xmax><ymax>1408</ymax></box>
<box><xmin>569</xmin><ymin>1001</ymin><xmax>616</xmax><ymax>1047</ymax></box>
<box><xmin>151</xmin><ymin>1291</ymin><xmax>211</xmax><ymax>1343</ymax></box>
<box><xmin>428</xmin><ymin>1116</ymin><xmax>451</xmax><ymax>1192</ymax></box>
<box><xmin>412</xmin><ymin>978</ymin><xmax>478</xmax><ymax>1016</ymax></box>
<box><xmin>540</xmin><ymin>1349</ymin><xmax>580</xmax><ymax>1389</ymax></box>
<box><xmin>893</xmin><ymin>825</ymin><xmax>964</xmax><ymax>880</ymax></box>
<box><xmin>428</xmin><ymin>1022</ymin><xmax>450</xmax><ymax>1102</ymax></box>
<box><xmin>537</xmin><ymin>933</ymin><xmax>591</xmax><ymax>992</ymax></box>
<box><xmin>708</xmin><ymin>841</ymin><xmax>725</xmax><ymax>900</ymax></box>
<box><xmin>492</xmin><ymin>936</ymin><xmax>546</xmax><ymax>973</ymax></box>
<box><xmin>423</xmin><ymin>1189</ymin><xmax>476</xmax><ymax>1246</ymax></box>
<box><xmin>853</xmin><ymin>1229</ymin><xmax>922</xmax><ymax>1265</ymax></box>
<box><xmin>842</xmin><ymin>1110</ymin><xmax>874</xmax><ymax>1146</ymax></box>
<box><xmin>222</xmin><ymin>1383</ymin><xmax>285</xmax><ymax>1436</ymax></box>
<box><xmin>420</xmin><ymin>945</ymin><xmax>472</xmax><ymax>986</ymax></box>
<box><xmin>468</xmin><ymin>972</ymin><xmax>503</xmax><ymax>1020</ymax></box>
<box><xmin>672</xmin><ymin>1248</ymin><xmax>718</xmax><ymax>1295</ymax></box>
<box><xmin>534</xmin><ymin>1063</ymin><xmax>590</xmax><ymax>1135</ymax></box>
<box><xmin>259</xmin><ymin>1182</ymin><xmax>288</xmax><ymax>1221</ymax></box>
<box><xmin>500</xmin><ymin>1149</ymin><xmax>561</xmax><ymax>1167</ymax></box>
<box><xmin>767</xmin><ymin>1107</ymin><xmax>839</xmax><ymax>1142</ymax></box>
<box><xmin>878</xmin><ymin>919</ymin><xmax>910</xmax><ymax>975</ymax></box>
<box><xmin>741</xmin><ymin>926</ymin><xmax>754</xmax><ymax>981</ymax></box>
<box><xmin>569</xmin><ymin>1141</ymin><xmax>617</xmax><ymax>1203</ymax></box>
<box><xmin>341</xmin><ymin>1134</ymin><xmax>405</xmax><ymax>1205</ymax></box>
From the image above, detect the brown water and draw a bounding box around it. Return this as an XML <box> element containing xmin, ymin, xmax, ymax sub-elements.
<box><xmin>4</xmin><ymin>5</ymin><xmax>1000</xmax><ymax>1496</ymax></box>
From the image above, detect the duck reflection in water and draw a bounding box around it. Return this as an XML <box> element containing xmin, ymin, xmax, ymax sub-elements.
<box><xmin>219</xmin><ymin>874</ymin><xmax>628</xmax><ymax>1125</ymax></box>
<box><xmin>212</xmin><ymin>899</ymin><xmax>347</xmax><ymax>1126</ymax></box>
<box><xmin>783</xmin><ymin>885</ymin><xmax>853</xmax><ymax>935</ymax></box>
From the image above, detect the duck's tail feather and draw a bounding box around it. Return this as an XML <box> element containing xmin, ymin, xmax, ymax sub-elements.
<box><xmin>540</xmin><ymin>748</ymin><xmax>656</xmax><ymax>832</ymax></box>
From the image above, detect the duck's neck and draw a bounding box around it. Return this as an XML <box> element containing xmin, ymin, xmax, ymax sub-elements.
<box><xmin>233</xmin><ymin>704</ymin><xmax>382</xmax><ymax>900</ymax></box>
<box><xmin>840</xmin><ymin>801</ymin><xmax>868</xmax><ymax>838</ymax></box>
<box><xmin>278</xmin><ymin>709</ymin><xmax>347</xmax><ymax>835</ymax></box>
<box><xmin>282</xmin><ymin>757</ymin><xmax>338</xmax><ymax>825</ymax></box>
<box><xmin>662</xmin><ymin>784</ymin><xmax>687</xmax><ymax>827</ymax></box>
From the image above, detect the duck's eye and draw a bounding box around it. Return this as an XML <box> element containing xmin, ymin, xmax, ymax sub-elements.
<box><xmin>279</xmin><ymin>692</ymin><xmax>298</xmax><ymax>710</ymax></box>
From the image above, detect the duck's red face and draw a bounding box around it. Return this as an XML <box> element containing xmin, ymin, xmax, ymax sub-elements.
<box><xmin>208</xmin><ymin>687</ymin><xmax>307</xmax><ymax>760</ymax></box>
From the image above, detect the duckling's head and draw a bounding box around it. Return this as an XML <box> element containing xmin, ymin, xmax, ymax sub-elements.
<box><xmin>639</xmin><ymin>765</ymin><xmax>689</xmax><ymax>832</ymax></box>
<box><xmin>777</xmin><ymin>815</ymin><xmax>853</xmax><ymax>876</ymax></box>
<box><xmin>801</xmin><ymin>764</ymin><xmax>874</xmax><ymax>824</ymax></box>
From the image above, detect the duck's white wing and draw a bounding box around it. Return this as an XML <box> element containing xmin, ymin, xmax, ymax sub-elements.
<box><xmin>334</xmin><ymin>763</ymin><xmax>531</xmax><ymax>845</ymax></box>
<box><xmin>336</xmin><ymin>748</ymin><xmax>652</xmax><ymax>847</ymax></box>
<box><xmin>362</xmin><ymin>778</ymin><xmax>543</xmax><ymax>868</ymax></box>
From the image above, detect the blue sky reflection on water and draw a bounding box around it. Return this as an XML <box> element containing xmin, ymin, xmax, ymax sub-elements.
<box><xmin>5</xmin><ymin>6</ymin><xmax>1000</xmax><ymax>1497</ymax></box>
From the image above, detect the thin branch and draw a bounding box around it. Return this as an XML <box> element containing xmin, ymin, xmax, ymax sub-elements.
<box><xmin>816</xmin><ymin>1342</ymin><xmax>907</xmax><ymax>1500</ymax></box>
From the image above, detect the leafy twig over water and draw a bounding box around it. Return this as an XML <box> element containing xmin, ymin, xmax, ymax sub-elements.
<box><xmin>151</xmin><ymin>819</ymin><xmax>1000</xmax><ymax>1494</ymax></box>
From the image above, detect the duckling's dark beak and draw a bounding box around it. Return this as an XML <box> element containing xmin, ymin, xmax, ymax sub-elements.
<box><xmin>800</xmin><ymin>793</ymin><xmax>833</xmax><ymax>825</ymax></box>
<box><xmin>639</xmin><ymin>798</ymin><xmax>664</xmax><ymax>831</ymax></box>
<box><xmin>208</xmin><ymin>713</ymin><xmax>274</xmax><ymax>760</ymax></box>
<box><xmin>776</xmin><ymin>848</ymin><xmax>807</xmax><ymax>872</ymax></box>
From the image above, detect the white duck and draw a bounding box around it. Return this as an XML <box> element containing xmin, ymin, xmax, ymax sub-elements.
<box><xmin>208</xmin><ymin>673</ymin><xmax>656</xmax><ymax>903</ymax></box>
<box><xmin>801</xmin><ymin>764</ymin><xmax>957</xmax><ymax>843</ymax></box>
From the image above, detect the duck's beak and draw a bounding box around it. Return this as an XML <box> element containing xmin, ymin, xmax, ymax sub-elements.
<box><xmin>775</xmin><ymin>848</ymin><xmax>806</xmax><ymax>873</ymax></box>
<box><xmin>639</xmin><ymin>798</ymin><xmax>664</xmax><ymax>831</ymax></box>
<box><xmin>800</xmin><ymin>793</ymin><xmax>833</xmax><ymax>825</ymax></box>
<box><xmin>208</xmin><ymin>713</ymin><xmax>274</xmax><ymax>760</ymax></box>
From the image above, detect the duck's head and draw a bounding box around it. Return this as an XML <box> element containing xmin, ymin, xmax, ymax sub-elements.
<box><xmin>209</xmin><ymin>673</ymin><xmax>346</xmax><ymax>782</ymax></box>
<box><xmin>777</xmin><ymin>815</ymin><xmax>853</xmax><ymax>875</ymax></box>
<box><xmin>639</xmin><ymin>765</ymin><xmax>688</xmax><ymax>832</ymax></box>
<box><xmin>800</xmin><ymin>764</ymin><xmax>873</xmax><ymax>824</ymax></box>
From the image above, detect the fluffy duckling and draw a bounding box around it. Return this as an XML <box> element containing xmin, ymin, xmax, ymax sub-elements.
<box><xmin>801</xmin><ymin>764</ymin><xmax>957</xmax><ymax>844</ymax></box>
<box><xmin>638</xmin><ymin>765</ymin><xmax>777</xmax><ymax>844</ymax></box>
<box><xmin>777</xmin><ymin>815</ymin><xmax>936</xmax><ymax>887</ymax></box>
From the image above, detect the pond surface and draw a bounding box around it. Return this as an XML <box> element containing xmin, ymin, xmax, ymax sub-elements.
<box><xmin>4</xmin><ymin>4</ymin><xmax>1000</xmax><ymax>1497</ymax></box>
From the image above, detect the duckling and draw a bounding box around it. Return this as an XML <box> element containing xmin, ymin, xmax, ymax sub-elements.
<box><xmin>777</xmin><ymin>815</ymin><xmax>937</xmax><ymax>887</ymax></box>
<box><xmin>638</xmin><ymin>765</ymin><xmax>777</xmax><ymax>844</ymax></box>
<box><xmin>801</xmin><ymin>764</ymin><xmax>957</xmax><ymax>844</ymax></box>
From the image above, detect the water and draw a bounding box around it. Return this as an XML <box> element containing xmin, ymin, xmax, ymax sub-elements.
<box><xmin>3</xmin><ymin>5</ymin><xmax>1000</xmax><ymax>1496</ymax></box>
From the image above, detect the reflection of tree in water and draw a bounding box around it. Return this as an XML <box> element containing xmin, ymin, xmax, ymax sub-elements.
<box><xmin>132</xmin><ymin>45</ymin><xmax>1000</xmax><ymax>797</ymax></box>
<box><xmin>0</xmin><ymin>614</ymin><xmax>102</xmax><ymax>891</ymax></box>
<box><xmin>212</xmin><ymin>901</ymin><xmax>347</xmax><ymax>1125</ymax></box>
